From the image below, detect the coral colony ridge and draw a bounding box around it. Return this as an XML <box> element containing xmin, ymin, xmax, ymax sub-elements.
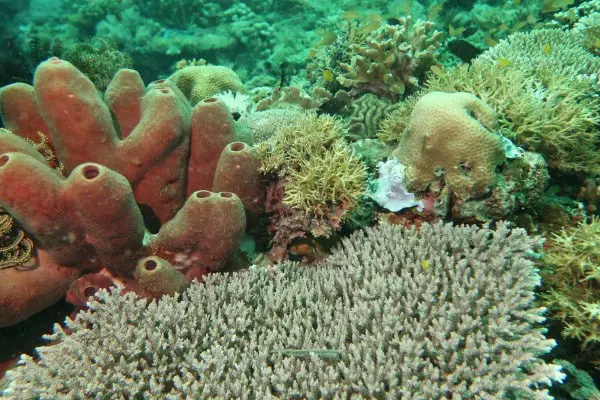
<box><xmin>0</xmin><ymin>0</ymin><xmax>599</xmax><ymax>398</ymax></box>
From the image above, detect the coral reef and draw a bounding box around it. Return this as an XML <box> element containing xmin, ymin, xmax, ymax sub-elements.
<box><xmin>0</xmin><ymin>58</ymin><xmax>264</xmax><ymax>326</ymax></box>
<box><xmin>2</xmin><ymin>222</ymin><xmax>564</xmax><ymax>398</ymax></box>
<box><xmin>256</xmin><ymin>112</ymin><xmax>366</xmax><ymax>260</ymax></box>
<box><xmin>345</xmin><ymin>93</ymin><xmax>400</xmax><ymax>141</ymax></box>
<box><xmin>383</xmin><ymin>29</ymin><xmax>600</xmax><ymax>175</ymax></box>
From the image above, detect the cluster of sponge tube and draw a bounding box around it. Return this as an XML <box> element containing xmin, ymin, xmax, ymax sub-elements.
<box><xmin>0</xmin><ymin>57</ymin><xmax>264</xmax><ymax>326</ymax></box>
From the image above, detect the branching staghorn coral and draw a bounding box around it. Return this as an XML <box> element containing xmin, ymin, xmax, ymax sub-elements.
<box><xmin>3</xmin><ymin>222</ymin><xmax>564</xmax><ymax>398</ymax></box>
<box><xmin>255</xmin><ymin>111</ymin><xmax>366</xmax><ymax>260</ymax></box>
<box><xmin>541</xmin><ymin>218</ymin><xmax>600</xmax><ymax>350</ymax></box>
<box><xmin>338</xmin><ymin>16</ymin><xmax>443</xmax><ymax>98</ymax></box>
<box><xmin>256</xmin><ymin>111</ymin><xmax>366</xmax><ymax>220</ymax></box>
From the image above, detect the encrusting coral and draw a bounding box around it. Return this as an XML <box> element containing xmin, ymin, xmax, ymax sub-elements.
<box><xmin>0</xmin><ymin>58</ymin><xmax>264</xmax><ymax>326</ymax></box>
<box><xmin>2</xmin><ymin>222</ymin><xmax>564</xmax><ymax>399</ymax></box>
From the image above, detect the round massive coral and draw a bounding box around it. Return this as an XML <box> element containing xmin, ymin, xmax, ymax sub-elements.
<box><xmin>392</xmin><ymin>91</ymin><xmax>505</xmax><ymax>199</ymax></box>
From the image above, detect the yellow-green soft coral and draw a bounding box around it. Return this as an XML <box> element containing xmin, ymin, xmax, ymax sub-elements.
<box><xmin>256</xmin><ymin>112</ymin><xmax>366</xmax><ymax>221</ymax></box>
<box><xmin>541</xmin><ymin>218</ymin><xmax>600</xmax><ymax>348</ymax></box>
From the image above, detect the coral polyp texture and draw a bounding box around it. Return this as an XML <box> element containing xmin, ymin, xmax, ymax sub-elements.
<box><xmin>2</xmin><ymin>222</ymin><xmax>564</xmax><ymax>399</ymax></box>
<box><xmin>0</xmin><ymin>58</ymin><xmax>264</xmax><ymax>326</ymax></box>
<box><xmin>392</xmin><ymin>91</ymin><xmax>505</xmax><ymax>199</ymax></box>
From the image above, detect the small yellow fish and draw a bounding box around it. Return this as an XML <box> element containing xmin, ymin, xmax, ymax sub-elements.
<box><xmin>484</xmin><ymin>36</ymin><xmax>498</xmax><ymax>47</ymax></box>
<box><xmin>430</xmin><ymin>65</ymin><xmax>444</xmax><ymax>76</ymax></box>
<box><xmin>526</xmin><ymin>15</ymin><xmax>538</xmax><ymax>25</ymax></box>
<box><xmin>511</xmin><ymin>20</ymin><xmax>527</xmax><ymax>32</ymax></box>
<box><xmin>594</xmin><ymin>39</ymin><xmax>600</xmax><ymax>49</ymax></box>
<box><xmin>514</xmin><ymin>0</ymin><xmax>521</xmax><ymax>4</ymax></box>
<box><xmin>497</xmin><ymin>57</ymin><xmax>512</xmax><ymax>68</ymax></box>
<box><xmin>342</xmin><ymin>10</ymin><xmax>360</xmax><ymax>20</ymax></box>
<box><xmin>543</xmin><ymin>43</ymin><xmax>551</xmax><ymax>55</ymax></box>
<box><xmin>449</xmin><ymin>25</ymin><xmax>466</xmax><ymax>37</ymax></box>
<box><xmin>421</xmin><ymin>260</ymin><xmax>430</xmax><ymax>270</ymax></box>
<box><xmin>402</xmin><ymin>0</ymin><xmax>412</xmax><ymax>15</ymax></box>
<box><xmin>428</xmin><ymin>4</ymin><xmax>442</xmax><ymax>20</ymax></box>
<box><xmin>317</xmin><ymin>31</ymin><xmax>337</xmax><ymax>47</ymax></box>
<box><xmin>360</xmin><ymin>14</ymin><xmax>382</xmax><ymax>34</ymax></box>
<box><xmin>322</xmin><ymin>68</ymin><xmax>335</xmax><ymax>82</ymax></box>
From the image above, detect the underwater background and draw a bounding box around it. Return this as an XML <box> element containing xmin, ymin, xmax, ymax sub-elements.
<box><xmin>0</xmin><ymin>0</ymin><xmax>599</xmax><ymax>398</ymax></box>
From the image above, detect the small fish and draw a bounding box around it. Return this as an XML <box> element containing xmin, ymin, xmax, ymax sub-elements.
<box><xmin>484</xmin><ymin>36</ymin><xmax>498</xmax><ymax>47</ymax></box>
<box><xmin>421</xmin><ymin>260</ymin><xmax>430</xmax><ymax>270</ymax></box>
<box><xmin>430</xmin><ymin>65</ymin><xmax>444</xmax><ymax>76</ymax></box>
<box><xmin>542</xmin><ymin>0</ymin><xmax>574</xmax><ymax>13</ymax></box>
<box><xmin>448</xmin><ymin>25</ymin><xmax>466</xmax><ymax>37</ymax></box>
<box><xmin>360</xmin><ymin>14</ymin><xmax>382</xmax><ymax>34</ymax></box>
<box><xmin>322</xmin><ymin>68</ymin><xmax>335</xmax><ymax>82</ymax></box>
<box><xmin>342</xmin><ymin>10</ymin><xmax>360</xmax><ymax>20</ymax></box>
<box><xmin>278</xmin><ymin>349</ymin><xmax>343</xmax><ymax>359</ymax></box>
<box><xmin>514</xmin><ymin>0</ymin><xmax>521</xmax><ymax>4</ymax></box>
<box><xmin>428</xmin><ymin>4</ymin><xmax>442</xmax><ymax>20</ymax></box>
<box><xmin>526</xmin><ymin>15</ymin><xmax>538</xmax><ymax>25</ymax></box>
<box><xmin>511</xmin><ymin>20</ymin><xmax>528</xmax><ymax>32</ymax></box>
<box><xmin>386</xmin><ymin>17</ymin><xmax>403</xmax><ymax>26</ymax></box>
<box><xmin>288</xmin><ymin>237</ymin><xmax>325</xmax><ymax>263</ymax></box>
<box><xmin>316</xmin><ymin>31</ymin><xmax>337</xmax><ymax>47</ymax></box>
<box><xmin>497</xmin><ymin>57</ymin><xmax>512</xmax><ymax>68</ymax></box>
<box><xmin>543</xmin><ymin>43</ymin><xmax>552</xmax><ymax>55</ymax></box>
<box><xmin>594</xmin><ymin>39</ymin><xmax>600</xmax><ymax>49</ymax></box>
<box><xmin>447</xmin><ymin>39</ymin><xmax>483</xmax><ymax>64</ymax></box>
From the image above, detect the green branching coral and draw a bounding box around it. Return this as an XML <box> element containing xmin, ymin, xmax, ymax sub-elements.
<box><xmin>338</xmin><ymin>16</ymin><xmax>443</xmax><ymax>97</ymax></box>
<box><xmin>256</xmin><ymin>112</ymin><xmax>366</xmax><ymax>221</ymax></box>
<box><xmin>541</xmin><ymin>218</ymin><xmax>600</xmax><ymax>349</ymax></box>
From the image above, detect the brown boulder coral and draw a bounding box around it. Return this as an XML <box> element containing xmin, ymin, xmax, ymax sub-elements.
<box><xmin>392</xmin><ymin>91</ymin><xmax>505</xmax><ymax>199</ymax></box>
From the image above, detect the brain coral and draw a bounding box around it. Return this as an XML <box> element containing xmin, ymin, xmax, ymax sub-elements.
<box><xmin>392</xmin><ymin>91</ymin><xmax>505</xmax><ymax>199</ymax></box>
<box><xmin>168</xmin><ymin>65</ymin><xmax>245</xmax><ymax>105</ymax></box>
